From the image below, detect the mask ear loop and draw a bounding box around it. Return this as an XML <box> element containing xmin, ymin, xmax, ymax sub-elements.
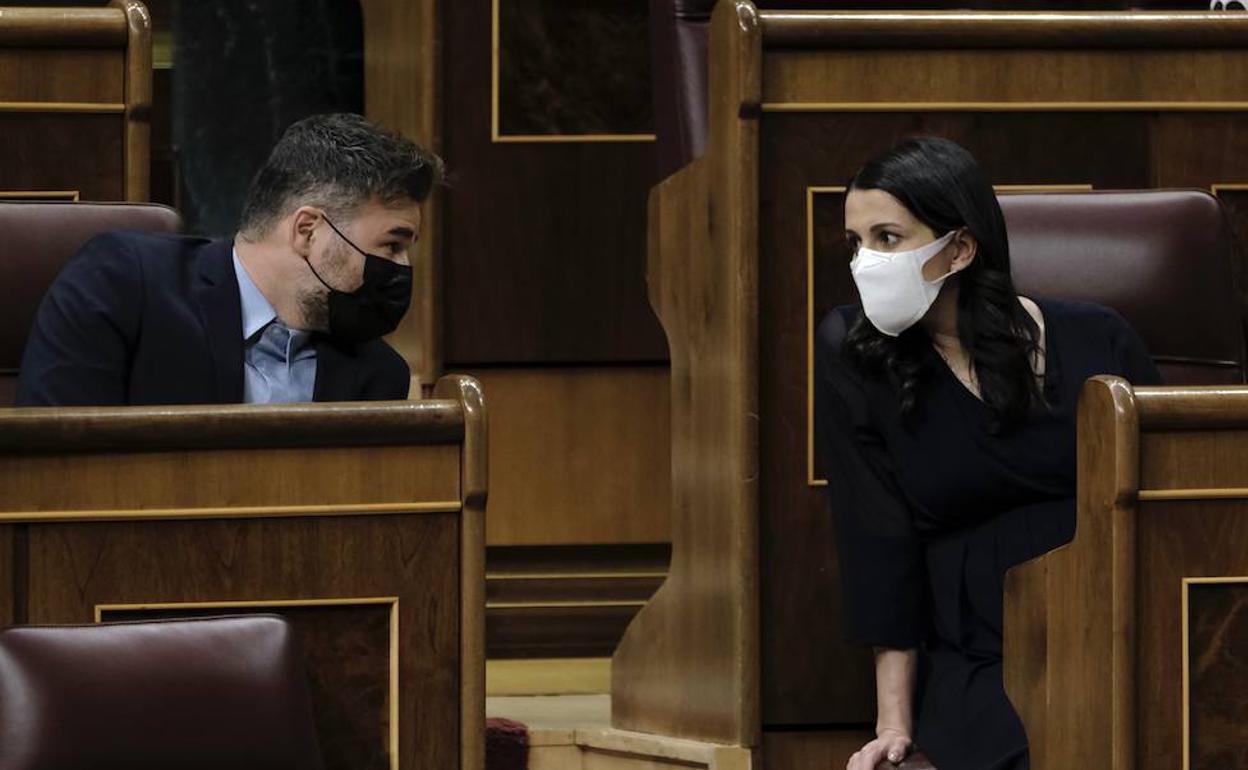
<box><xmin>922</xmin><ymin>229</ymin><xmax>964</xmax><ymax>285</ymax></box>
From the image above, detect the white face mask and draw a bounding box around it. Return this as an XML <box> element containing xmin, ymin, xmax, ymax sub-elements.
<box><xmin>849</xmin><ymin>230</ymin><xmax>958</xmax><ymax>337</ymax></box>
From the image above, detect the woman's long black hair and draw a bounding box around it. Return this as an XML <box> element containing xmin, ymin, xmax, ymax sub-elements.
<box><xmin>844</xmin><ymin>136</ymin><xmax>1043</xmax><ymax>429</ymax></box>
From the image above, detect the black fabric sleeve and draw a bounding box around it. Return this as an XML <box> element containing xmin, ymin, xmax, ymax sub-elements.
<box><xmin>815</xmin><ymin>311</ymin><xmax>926</xmax><ymax>649</ymax></box>
<box><xmin>15</xmin><ymin>234</ymin><xmax>142</xmax><ymax>406</ymax></box>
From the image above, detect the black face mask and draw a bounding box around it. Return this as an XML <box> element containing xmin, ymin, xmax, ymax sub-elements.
<box><xmin>306</xmin><ymin>215</ymin><xmax>413</xmax><ymax>343</ymax></box>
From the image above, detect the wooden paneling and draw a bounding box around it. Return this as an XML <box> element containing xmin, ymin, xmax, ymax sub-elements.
<box><xmin>612</xmin><ymin>1</ymin><xmax>761</xmax><ymax>745</ymax></box>
<box><xmin>0</xmin><ymin>443</ymin><xmax>460</xmax><ymax>516</ymax></box>
<box><xmin>496</xmin><ymin>0</ymin><xmax>651</xmax><ymax>138</ymax></box>
<box><xmin>360</xmin><ymin>0</ymin><xmax>440</xmax><ymax>388</ymax></box>
<box><xmin>486</xmin><ymin>544</ymin><xmax>667</xmax><ymax>659</ymax></box>
<box><xmin>0</xmin><ymin>48</ymin><xmax>124</xmax><ymax>102</ymax></box>
<box><xmin>1136</xmin><ymin>502</ymin><xmax>1248</xmax><ymax>770</ymax></box>
<box><xmin>761</xmin><ymin>729</ymin><xmax>874</xmax><ymax>770</ymax></box>
<box><xmin>0</xmin><ymin>115</ymin><xmax>125</xmax><ymax>200</ymax></box>
<box><xmin>25</xmin><ymin>514</ymin><xmax>459</xmax><ymax>770</ymax></box>
<box><xmin>467</xmin><ymin>367</ymin><xmax>670</xmax><ymax>546</ymax></box>
<box><xmin>763</xmin><ymin>48</ymin><xmax>1248</xmax><ymax>107</ymax></box>
<box><xmin>442</xmin><ymin>0</ymin><xmax>664</xmax><ymax>365</ymax></box>
<box><xmin>1184</xmin><ymin>580</ymin><xmax>1248</xmax><ymax>770</ymax></box>
<box><xmin>0</xmin><ymin>3</ymin><xmax>149</xmax><ymax>201</ymax></box>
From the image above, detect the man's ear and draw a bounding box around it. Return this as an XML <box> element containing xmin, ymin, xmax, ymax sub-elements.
<box><xmin>950</xmin><ymin>229</ymin><xmax>978</xmax><ymax>273</ymax></box>
<box><xmin>289</xmin><ymin>207</ymin><xmax>321</xmax><ymax>257</ymax></box>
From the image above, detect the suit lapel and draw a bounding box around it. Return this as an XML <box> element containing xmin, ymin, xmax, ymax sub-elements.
<box><xmin>312</xmin><ymin>338</ymin><xmax>359</xmax><ymax>402</ymax></box>
<box><xmin>191</xmin><ymin>240</ymin><xmax>245</xmax><ymax>403</ymax></box>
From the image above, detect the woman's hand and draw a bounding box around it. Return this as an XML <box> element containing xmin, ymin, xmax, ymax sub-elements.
<box><xmin>846</xmin><ymin>727</ymin><xmax>912</xmax><ymax>770</ymax></box>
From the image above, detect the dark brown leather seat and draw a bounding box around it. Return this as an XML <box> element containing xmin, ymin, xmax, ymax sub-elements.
<box><xmin>1003</xmin><ymin>189</ymin><xmax>1244</xmax><ymax>385</ymax></box>
<box><xmin>0</xmin><ymin>201</ymin><xmax>183</xmax><ymax>405</ymax></box>
<box><xmin>0</xmin><ymin>615</ymin><xmax>324</xmax><ymax>770</ymax></box>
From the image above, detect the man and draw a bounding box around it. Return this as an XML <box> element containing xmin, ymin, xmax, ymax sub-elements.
<box><xmin>16</xmin><ymin>113</ymin><xmax>442</xmax><ymax>406</ymax></box>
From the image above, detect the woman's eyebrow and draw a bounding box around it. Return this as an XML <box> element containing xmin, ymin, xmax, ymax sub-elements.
<box><xmin>869</xmin><ymin>222</ymin><xmax>904</xmax><ymax>231</ymax></box>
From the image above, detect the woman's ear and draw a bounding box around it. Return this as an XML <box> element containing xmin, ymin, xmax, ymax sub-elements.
<box><xmin>289</xmin><ymin>206</ymin><xmax>321</xmax><ymax>257</ymax></box>
<box><xmin>950</xmin><ymin>229</ymin><xmax>978</xmax><ymax>273</ymax></box>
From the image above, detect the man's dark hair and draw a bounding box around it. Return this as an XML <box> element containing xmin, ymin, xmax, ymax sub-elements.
<box><xmin>238</xmin><ymin>113</ymin><xmax>444</xmax><ymax>237</ymax></box>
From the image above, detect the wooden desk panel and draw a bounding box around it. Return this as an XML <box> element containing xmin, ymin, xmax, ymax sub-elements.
<box><xmin>0</xmin><ymin>381</ymin><xmax>487</xmax><ymax>770</ymax></box>
<box><xmin>21</xmin><ymin>513</ymin><xmax>459</xmax><ymax>770</ymax></box>
<box><xmin>0</xmin><ymin>48</ymin><xmax>124</xmax><ymax>103</ymax></box>
<box><xmin>0</xmin><ymin>443</ymin><xmax>460</xmax><ymax>519</ymax></box>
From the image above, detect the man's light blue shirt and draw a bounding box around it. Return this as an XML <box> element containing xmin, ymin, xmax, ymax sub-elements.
<box><xmin>232</xmin><ymin>251</ymin><xmax>317</xmax><ymax>403</ymax></box>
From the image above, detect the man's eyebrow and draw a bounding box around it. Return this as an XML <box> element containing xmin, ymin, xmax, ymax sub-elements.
<box><xmin>387</xmin><ymin>226</ymin><xmax>417</xmax><ymax>239</ymax></box>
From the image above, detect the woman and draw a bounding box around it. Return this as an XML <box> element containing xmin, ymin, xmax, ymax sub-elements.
<box><xmin>815</xmin><ymin>137</ymin><xmax>1161</xmax><ymax>770</ymax></box>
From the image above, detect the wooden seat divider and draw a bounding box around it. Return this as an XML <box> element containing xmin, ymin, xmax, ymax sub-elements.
<box><xmin>1005</xmin><ymin>377</ymin><xmax>1248</xmax><ymax>770</ymax></box>
<box><xmin>0</xmin><ymin>374</ymin><xmax>487</xmax><ymax>770</ymax></box>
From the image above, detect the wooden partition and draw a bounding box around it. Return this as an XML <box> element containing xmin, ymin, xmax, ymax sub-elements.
<box><xmin>616</xmin><ymin>0</ymin><xmax>1248</xmax><ymax>760</ymax></box>
<box><xmin>1005</xmin><ymin>377</ymin><xmax>1248</xmax><ymax>770</ymax></box>
<box><xmin>0</xmin><ymin>375</ymin><xmax>486</xmax><ymax>770</ymax></box>
<box><xmin>0</xmin><ymin>1</ymin><xmax>151</xmax><ymax>202</ymax></box>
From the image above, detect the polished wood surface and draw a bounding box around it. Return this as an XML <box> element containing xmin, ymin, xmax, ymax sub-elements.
<box><xmin>1004</xmin><ymin>377</ymin><xmax>1248</xmax><ymax>770</ymax></box>
<box><xmin>113</xmin><ymin>0</ymin><xmax>151</xmax><ymax>202</ymax></box>
<box><xmin>0</xmin><ymin>49</ymin><xmax>123</xmax><ymax>101</ymax></box>
<box><xmin>0</xmin><ymin>375</ymin><xmax>487</xmax><ymax>770</ymax></box>
<box><xmin>612</xmin><ymin>0</ymin><xmax>761</xmax><ymax>745</ymax></box>
<box><xmin>759</xmin><ymin>10</ymin><xmax>1248</xmax><ymax>49</ymax></box>
<box><xmin>486</xmin><ymin>544</ymin><xmax>667</xmax><ymax>659</ymax></box>
<box><xmin>467</xmin><ymin>367</ymin><xmax>670</xmax><ymax>546</ymax></box>
<box><xmin>360</xmin><ymin>0</ymin><xmax>441</xmax><ymax>389</ymax></box>
<box><xmin>0</xmin><ymin>6</ymin><xmax>126</xmax><ymax>45</ymax></box>
<box><xmin>0</xmin><ymin>2</ymin><xmax>150</xmax><ymax>201</ymax></box>
<box><xmin>763</xmin><ymin>49</ymin><xmax>1248</xmax><ymax>107</ymax></box>
<box><xmin>441</xmin><ymin>0</ymin><xmax>664</xmax><ymax>367</ymax></box>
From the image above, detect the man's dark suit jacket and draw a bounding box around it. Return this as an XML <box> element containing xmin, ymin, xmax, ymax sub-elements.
<box><xmin>15</xmin><ymin>232</ymin><xmax>410</xmax><ymax>406</ymax></box>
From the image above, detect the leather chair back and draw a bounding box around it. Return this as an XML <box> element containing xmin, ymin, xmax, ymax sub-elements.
<box><xmin>1002</xmin><ymin>189</ymin><xmax>1244</xmax><ymax>384</ymax></box>
<box><xmin>0</xmin><ymin>201</ymin><xmax>182</xmax><ymax>405</ymax></box>
<box><xmin>0</xmin><ymin>615</ymin><xmax>324</xmax><ymax>770</ymax></box>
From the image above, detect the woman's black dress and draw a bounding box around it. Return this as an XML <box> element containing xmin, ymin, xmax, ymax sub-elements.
<box><xmin>814</xmin><ymin>298</ymin><xmax>1162</xmax><ymax>770</ymax></box>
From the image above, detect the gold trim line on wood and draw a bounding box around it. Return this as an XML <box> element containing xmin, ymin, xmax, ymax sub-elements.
<box><xmin>1211</xmin><ymin>183</ymin><xmax>1248</xmax><ymax>196</ymax></box>
<box><xmin>0</xmin><ymin>101</ymin><xmax>125</xmax><ymax>113</ymax></box>
<box><xmin>0</xmin><ymin>500</ymin><xmax>463</xmax><ymax>523</ymax></box>
<box><xmin>804</xmin><ymin>183</ymin><xmax>1094</xmax><ymax>488</ymax></box>
<box><xmin>486</xmin><ymin>572</ymin><xmax>668</xmax><ymax>581</ymax></box>
<box><xmin>1138</xmin><ymin>488</ymin><xmax>1248</xmax><ymax>501</ymax></box>
<box><xmin>487</xmin><ymin>600</ymin><xmax>648</xmax><ymax>610</ymax></box>
<box><xmin>807</xmin><ymin>185</ymin><xmax>846</xmax><ymax>487</ymax></box>
<box><xmin>1183</xmin><ymin>577</ymin><xmax>1191</xmax><ymax>770</ymax></box>
<box><xmin>93</xmin><ymin>596</ymin><xmax>401</xmax><ymax>620</ymax></box>
<box><xmin>94</xmin><ymin>595</ymin><xmax>403</xmax><ymax>769</ymax></box>
<box><xmin>0</xmin><ymin>190</ymin><xmax>79</xmax><ymax>200</ymax></box>
<box><xmin>488</xmin><ymin>0</ymin><xmax>654</xmax><ymax>144</ymax></box>
<box><xmin>492</xmin><ymin>133</ymin><xmax>656</xmax><ymax>143</ymax></box>
<box><xmin>761</xmin><ymin>101</ymin><xmax>1248</xmax><ymax>113</ymax></box>
<box><xmin>1180</xmin><ymin>576</ymin><xmax>1248</xmax><ymax>770</ymax></box>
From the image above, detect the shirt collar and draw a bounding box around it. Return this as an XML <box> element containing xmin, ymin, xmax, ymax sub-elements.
<box><xmin>232</xmin><ymin>249</ymin><xmax>278</xmax><ymax>341</ymax></box>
